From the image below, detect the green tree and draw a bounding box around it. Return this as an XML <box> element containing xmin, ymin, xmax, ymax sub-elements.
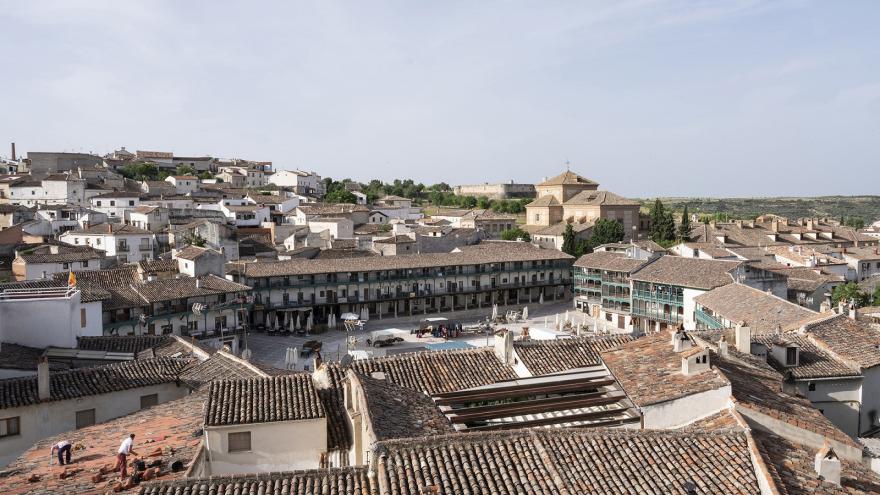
<box><xmin>590</xmin><ymin>218</ymin><xmax>625</xmax><ymax>247</ymax></box>
<box><xmin>874</xmin><ymin>285</ymin><xmax>880</xmax><ymax>305</ymax></box>
<box><xmin>561</xmin><ymin>223</ymin><xmax>577</xmax><ymax>255</ymax></box>
<box><xmin>574</xmin><ymin>239</ymin><xmax>592</xmax><ymax>257</ymax></box>
<box><xmin>648</xmin><ymin>199</ymin><xmax>676</xmax><ymax>243</ymax></box>
<box><xmin>324</xmin><ymin>189</ymin><xmax>358</xmax><ymax>204</ymax></box>
<box><xmin>176</xmin><ymin>165</ymin><xmax>196</xmax><ymax>176</ymax></box>
<box><xmin>198</xmin><ymin>171</ymin><xmax>214</xmax><ymax>180</ymax></box>
<box><xmin>678</xmin><ymin>205</ymin><xmax>692</xmax><ymax>241</ymax></box>
<box><xmin>831</xmin><ymin>282</ymin><xmax>870</xmax><ymax>307</ymax></box>
<box><xmin>119</xmin><ymin>162</ymin><xmax>160</xmax><ymax>181</ymax></box>
<box><xmin>476</xmin><ymin>196</ymin><xmax>491</xmax><ymax>209</ymax></box>
<box><xmin>501</xmin><ymin>227</ymin><xmax>531</xmax><ymax>242</ymax></box>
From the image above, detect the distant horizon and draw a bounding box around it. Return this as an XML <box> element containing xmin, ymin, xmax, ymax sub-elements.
<box><xmin>2</xmin><ymin>1</ymin><xmax>878</xmax><ymax>197</ymax></box>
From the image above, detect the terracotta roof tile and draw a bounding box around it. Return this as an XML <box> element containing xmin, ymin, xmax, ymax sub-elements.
<box><xmin>513</xmin><ymin>335</ymin><xmax>635</xmax><ymax>376</ymax></box>
<box><xmin>204</xmin><ymin>374</ymin><xmax>324</xmax><ymax>426</ymax></box>
<box><xmin>350</xmin><ymin>348</ymin><xmax>516</xmax><ymax>395</ymax></box>
<box><xmin>601</xmin><ymin>332</ymin><xmax>730</xmax><ymax>406</ymax></box>
<box><xmin>573</xmin><ymin>251</ymin><xmax>650</xmax><ymax>272</ymax></box>
<box><xmin>141</xmin><ymin>467</ymin><xmax>377</xmax><ymax>495</ymax></box>
<box><xmin>694</xmin><ymin>283</ymin><xmax>819</xmax><ymax>333</ymax></box>
<box><xmin>803</xmin><ymin>314</ymin><xmax>880</xmax><ymax>370</ymax></box>
<box><xmin>631</xmin><ymin>256</ymin><xmax>740</xmax><ymax>290</ymax></box>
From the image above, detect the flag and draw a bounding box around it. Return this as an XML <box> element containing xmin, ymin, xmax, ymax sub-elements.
<box><xmin>67</xmin><ymin>271</ymin><xmax>77</xmax><ymax>287</ymax></box>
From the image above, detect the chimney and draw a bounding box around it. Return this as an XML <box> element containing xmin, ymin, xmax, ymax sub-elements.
<box><xmin>771</xmin><ymin>220</ymin><xmax>779</xmax><ymax>232</ymax></box>
<box><xmin>494</xmin><ymin>329</ymin><xmax>514</xmax><ymax>365</ymax></box>
<box><xmin>10</xmin><ymin>142</ymin><xmax>15</xmax><ymax>161</ymax></box>
<box><xmin>849</xmin><ymin>305</ymin><xmax>857</xmax><ymax>321</ymax></box>
<box><xmin>819</xmin><ymin>300</ymin><xmax>831</xmax><ymax>313</ymax></box>
<box><xmin>814</xmin><ymin>442</ymin><xmax>841</xmax><ymax>487</ymax></box>
<box><xmin>672</xmin><ymin>330</ymin><xmax>692</xmax><ymax>353</ymax></box>
<box><xmin>781</xmin><ymin>371</ymin><xmax>799</xmax><ymax>396</ymax></box>
<box><xmin>38</xmin><ymin>357</ymin><xmax>50</xmax><ymax>400</ymax></box>
<box><xmin>735</xmin><ymin>324</ymin><xmax>751</xmax><ymax>354</ymax></box>
<box><xmin>195</xmin><ymin>278</ymin><xmax>201</xmax><ymax>289</ymax></box>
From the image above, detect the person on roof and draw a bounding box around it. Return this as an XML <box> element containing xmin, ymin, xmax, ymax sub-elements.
<box><xmin>115</xmin><ymin>433</ymin><xmax>138</xmax><ymax>479</ymax></box>
<box><xmin>50</xmin><ymin>440</ymin><xmax>72</xmax><ymax>465</ymax></box>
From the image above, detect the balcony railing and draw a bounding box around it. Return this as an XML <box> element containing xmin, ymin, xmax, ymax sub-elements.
<box><xmin>116</xmin><ymin>244</ymin><xmax>130</xmax><ymax>252</ymax></box>
<box><xmin>632</xmin><ymin>290</ymin><xmax>683</xmax><ymax>305</ymax></box>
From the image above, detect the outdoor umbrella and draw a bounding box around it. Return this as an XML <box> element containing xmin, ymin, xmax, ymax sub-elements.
<box><xmin>288</xmin><ymin>313</ymin><xmax>294</xmax><ymax>332</ymax></box>
<box><xmin>539</xmin><ymin>293</ymin><xmax>544</xmax><ymax>305</ymax></box>
<box><xmin>295</xmin><ymin>313</ymin><xmax>301</xmax><ymax>331</ymax></box>
<box><xmin>522</xmin><ymin>306</ymin><xmax>529</xmax><ymax>320</ymax></box>
<box><xmin>306</xmin><ymin>313</ymin><xmax>313</xmax><ymax>334</ymax></box>
<box><xmin>491</xmin><ymin>304</ymin><xmax>498</xmax><ymax>320</ymax></box>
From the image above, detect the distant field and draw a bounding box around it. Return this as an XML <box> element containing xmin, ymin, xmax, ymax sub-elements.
<box><xmin>638</xmin><ymin>196</ymin><xmax>880</xmax><ymax>224</ymax></box>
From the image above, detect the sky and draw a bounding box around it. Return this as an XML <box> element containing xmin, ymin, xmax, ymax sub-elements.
<box><xmin>1</xmin><ymin>0</ymin><xmax>878</xmax><ymax>197</ymax></box>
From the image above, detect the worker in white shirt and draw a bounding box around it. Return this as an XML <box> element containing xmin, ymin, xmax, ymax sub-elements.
<box><xmin>50</xmin><ymin>439</ymin><xmax>72</xmax><ymax>465</ymax></box>
<box><xmin>115</xmin><ymin>433</ymin><xmax>138</xmax><ymax>479</ymax></box>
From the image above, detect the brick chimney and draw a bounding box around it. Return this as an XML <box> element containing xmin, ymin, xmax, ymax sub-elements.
<box><xmin>10</xmin><ymin>142</ymin><xmax>15</xmax><ymax>161</ymax></box>
<box><xmin>38</xmin><ymin>356</ymin><xmax>50</xmax><ymax>400</ymax></box>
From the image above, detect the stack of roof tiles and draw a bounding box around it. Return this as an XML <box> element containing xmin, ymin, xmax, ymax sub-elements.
<box><xmin>350</xmin><ymin>348</ymin><xmax>516</xmax><ymax>395</ymax></box>
<box><xmin>205</xmin><ymin>374</ymin><xmax>324</xmax><ymax>426</ymax></box>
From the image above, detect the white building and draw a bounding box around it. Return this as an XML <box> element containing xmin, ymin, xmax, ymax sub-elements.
<box><xmin>12</xmin><ymin>245</ymin><xmax>105</xmax><ymax>281</ymax></box>
<box><xmin>165</xmin><ymin>175</ymin><xmax>200</xmax><ymax>195</ymax></box>
<box><xmin>268</xmin><ymin>169</ymin><xmax>323</xmax><ymax>196</ymax></box>
<box><xmin>58</xmin><ymin>224</ymin><xmax>156</xmax><ymax>263</ymax></box>
<box><xmin>202</xmin><ymin>375</ymin><xmax>328</xmax><ymax>475</ymax></box>
<box><xmin>8</xmin><ymin>174</ymin><xmax>87</xmax><ymax>207</ymax></box>
<box><xmin>89</xmin><ymin>191</ymin><xmax>142</xmax><ymax>221</ymax></box>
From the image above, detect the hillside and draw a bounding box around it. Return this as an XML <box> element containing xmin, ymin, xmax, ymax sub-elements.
<box><xmin>638</xmin><ymin>196</ymin><xmax>880</xmax><ymax>224</ymax></box>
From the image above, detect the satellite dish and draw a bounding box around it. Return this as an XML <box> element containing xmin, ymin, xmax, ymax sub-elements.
<box><xmin>340</xmin><ymin>354</ymin><xmax>354</xmax><ymax>369</ymax></box>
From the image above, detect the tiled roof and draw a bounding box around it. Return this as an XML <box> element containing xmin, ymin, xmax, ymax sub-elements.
<box><xmin>842</xmin><ymin>247</ymin><xmax>880</xmax><ymax>261</ymax></box>
<box><xmin>174</xmin><ymin>245</ymin><xmax>212</xmax><ymax>260</ymax></box>
<box><xmin>179</xmin><ymin>350</ymin><xmax>268</xmax><ymax>388</ymax></box>
<box><xmin>753</xmin><ymin>430</ymin><xmax>880</xmax><ymax>494</ymax></box>
<box><xmin>137</xmin><ymin>258</ymin><xmax>179</xmax><ymax>273</ymax></box>
<box><xmin>314</xmin><ymin>364</ymin><xmax>352</xmax><ymax>451</ymax></box>
<box><xmin>679</xmin><ymin>409</ymin><xmax>744</xmax><ymax>432</ymax></box>
<box><xmin>230</xmin><ymin>243</ymin><xmax>572</xmax><ymax>278</ymax></box>
<box><xmin>140</xmin><ymin>468</ymin><xmax>377</xmax><ymax>495</ymax></box>
<box><xmin>525</xmin><ymin>195</ymin><xmax>560</xmax><ymax>207</ymax></box>
<box><xmin>714</xmin><ymin>352</ymin><xmax>858</xmax><ymax>448</ymax></box>
<box><xmin>0</xmin><ymin>343</ymin><xmax>68</xmax><ymax>372</ymax></box>
<box><xmin>204</xmin><ymin>374</ymin><xmax>324</xmax><ymax>426</ymax></box>
<box><xmin>564</xmin><ymin>190</ymin><xmax>640</xmax><ymax>206</ymax></box>
<box><xmin>573</xmin><ymin>251</ymin><xmax>649</xmax><ymax>272</ymax></box>
<box><xmin>601</xmin><ymin>332</ymin><xmax>730</xmax><ymax>406</ymax></box>
<box><xmin>137</xmin><ymin>150</ymin><xmax>174</xmax><ymax>159</ymax></box>
<box><xmin>376</xmin><ymin>428</ymin><xmax>761</xmax><ymax>495</ymax></box>
<box><xmin>353</xmin><ymin>373</ymin><xmax>453</xmax><ymax>441</ymax></box>
<box><xmin>631</xmin><ymin>256</ymin><xmax>739</xmax><ymax>289</ymax></box>
<box><xmin>298</xmin><ymin>203</ymin><xmax>370</xmax><ymax>215</ymax></box>
<box><xmin>694</xmin><ymin>283</ymin><xmax>819</xmax><ymax>333</ymax></box>
<box><xmin>51</xmin><ymin>267</ymin><xmax>138</xmax><ymax>307</ymax></box>
<box><xmin>681</xmin><ymin>242</ymin><xmax>737</xmax><ymax>258</ymax></box>
<box><xmin>1</xmin><ymin>392</ymin><xmax>205</xmax><ymax>495</ymax></box>
<box><xmin>527</xmin><ymin>220</ymin><xmax>594</xmax><ymax>236</ymax></box>
<box><xmin>128</xmin><ymin>274</ymin><xmax>251</xmax><ymax>304</ymax></box>
<box><xmin>350</xmin><ymin>348</ymin><xmax>516</xmax><ymax>395</ymax></box>
<box><xmin>804</xmin><ymin>314</ymin><xmax>880</xmax><ymax>369</ymax></box>
<box><xmin>765</xmin><ymin>265</ymin><xmax>843</xmax><ymax>292</ymax></box>
<box><xmin>0</xmin><ymin>357</ymin><xmax>187</xmax><ymax>410</ymax></box>
<box><xmin>753</xmin><ymin>334</ymin><xmax>860</xmax><ymax>379</ymax></box>
<box><xmin>537</xmin><ymin>170</ymin><xmax>599</xmax><ymax>186</ymax></box>
<box><xmin>16</xmin><ymin>245</ymin><xmax>104</xmax><ymax>264</ymax></box>
<box><xmin>513</xmin><ymin>335</ymin><xmax>635</xmax><ymax>376</ymax></box>
<box><xmin>373</xmin><ymin>235</ymin><xmax>415</xmax><ymax>244</ymax></box>
<box><xmin>76</xmin><ymin>335</ymin><xmax>167</xmax><ymax>354</ymax></box>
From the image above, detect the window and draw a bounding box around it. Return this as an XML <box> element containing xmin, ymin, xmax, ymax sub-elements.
<box><xmin>786</xmin><ymin>347</ymin><xmax>798</xmax><ymax>366</ymax></box>
<box><xmin>80</xmin><ymin>308</ymin><xmax>87</xmax><ymax>328</ymax></box>
<box><xmin>0</xmin><ymin>416</ymin><xmax>20</xmax><ymax>438</ymax></box>
<box><xmin>228</xmin><ymin>431</ymin><xmax>251</xmax><ymax>452</ymax></box>
<box><xmin>110</xmin><ymin>201</ymin><xmax>116</xmax><ymax>206</ymax></box>
<box><xmin>808</xmin><ymin>382</ymin><xmax>816</xmax><ymax>392</ymax></box>
<box><xmin>75</xmin><ymin>409</ymin><xmax>96</xmax><ymax>429</ymax></box>
<box><xmin>63</xmin><ymin>262</ymin><xmax>69</xmax><ymax>269</ymax></box>
<box><xmin>129</xmin><ymin>200</ymin><xmax>135</xmax><ymax>206</ymax></box>
<box><xmin>140</xmin><ymin>394</ymin><xmax>159</xmax><ymax>409</ymax></box>
<box><xmin>82</xmin><ymin>260</ymin><xmax>89</xmax><ymax>268</ymax></box>
<box><xmin>96</xmin><ymin>201</ymin><xmax>102</xmax><ymax>207</ymax></box>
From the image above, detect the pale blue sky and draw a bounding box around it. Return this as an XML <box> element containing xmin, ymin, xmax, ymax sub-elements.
<box><xmin>1</xmin><ymin>1</ymin><xmax>878</xmax><ymax>196</ymax></box>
